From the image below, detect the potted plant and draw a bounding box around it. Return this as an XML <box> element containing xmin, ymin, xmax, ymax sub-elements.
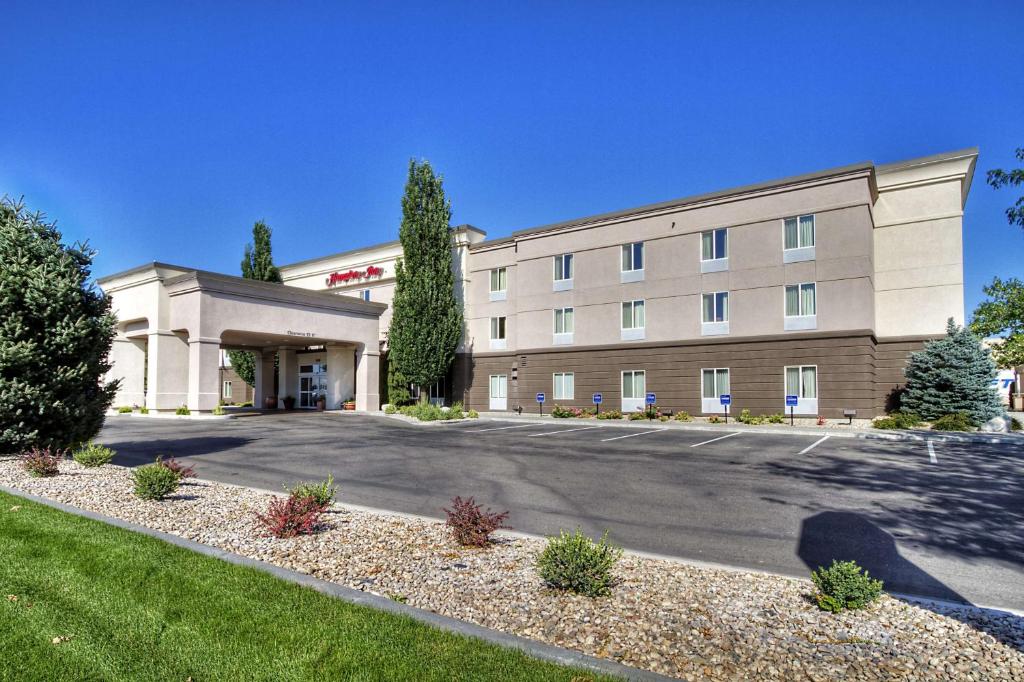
<box><xmin>342</xmin><ymin>396</ymin><xmax>356</xmax><ymax>411</ymax></box>
<box><xmin>264</xmin><ymin>395</ymin><xmax>278</xmax><ymax>409</ymax></box>
<box><xmin>282</xmin><ymin>395</ymin><xmax>296</xmax><ymax>410</ymax></box>
<box><xmin>316</xmin><ymin>391</ymin><xmax>327</xmax><ymax>412</ymax></box>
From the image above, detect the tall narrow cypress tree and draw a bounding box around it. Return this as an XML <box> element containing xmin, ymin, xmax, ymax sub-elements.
<box><xmin>228</xmin><ymin>221</ymin><xmax>282</xmax><ymax>386</ymax></box>
<box><xmin>387</xmin><ymin>160</ymin><xmax>462</xmax><ymax>401</ymax></box>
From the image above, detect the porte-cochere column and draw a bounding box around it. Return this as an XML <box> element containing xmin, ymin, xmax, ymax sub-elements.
<box><xmin>186</xmin><ymin>336</ymin><xmax>221</xmax><ymax>412</ymax></box>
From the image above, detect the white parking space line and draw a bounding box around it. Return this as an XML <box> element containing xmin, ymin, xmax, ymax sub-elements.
<box><xmin>689</xmin><ymin>431</ymin><xmax>741</xmax><ymax>448</ymax></box>
<box><xmin>528</xmin><ymin>425</ymin><xmax>603</xmax><ymax>437</ymax></box>
<box><xmin>465</xmin><ymin>424</ymin><xmax>542</xmax><ymax>433</ymax></box>
<box><xmin>927</xmin><ymin>440</ymin><xmax>938</xmax><ymax>464</ymax></box>
<box><xmin>601</xmin><ymin>428</ymin><xmax>667</xmax><ymax>442</ymax></box>
<box><xmin>798</xmin><ymin>435</ymin><xmax>830</xmax><ymax>455</ymax></box>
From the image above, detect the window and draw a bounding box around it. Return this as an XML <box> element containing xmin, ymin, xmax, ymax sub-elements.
<box><xmin>490</xmin><ymin>316</ymin><xmax>506</xmax><ymax>340</ymax></box>
<box><xmin>490</xmin><ymin>267</ymin><xmax>507</xmax><ymax>293</ymax></box>
<box><xmin>222</xmin><ymin>381</ymin><xmax>233</xmax><ymax>399</ymax></box>
<box><xmin>785</xmin><ymin>365</ymin><xmax>817</xmax><ymax>399</ymax></box>
<box><xmin>553</xmin><ymin>307</ymin><xmax>574</xmax><ymax>334</ymax></box>
<box><xmin>701</xmin><ymin>228</ymin><xmax>728</xmax><ymax>261</ymax></box>
<box><xmin>360</xmin><ymin>289</ymin><xmax>371</xmax><ymax>301</ymax></box>
<box><xmin>702</xmin><ymin>292</ymin><xmax>729</xmax><ymax>323</ymax></box>
<box><xmin>553</xmin><ymin>254</ymin><xmax>573</xmax><ymax>281</ymax></box>
<box><xmin>784</xmin><ymin>215</ymin><xmax>815</xmax><ymax>249</ymax></box>
<box><xmin>621</xmin><ymin>242</ymin><xmax>644</xmax><ymax>271</ymax></box>
<box><xmin>785</xmin><ymin>283</ymin><xmax>816</xmax><ymax>316</ymax></box>
<box><xmin>701</xmin><ymin>368</ymin><xmax>730</xmax><ymax>399</ymax></box>
<box><xmin>622</xmin><ymin>370</ymin><xmax>645</xmax><ymax>398</ymax></box>
<box><xmin>621</xmin><ymin>300</ymin><xmax>645</xmax><ymax>329</ymax></box>
<box><xmin>553</xmin><ymin>372</ymin><xmax>574</xmax><ymax>400</ymax></box>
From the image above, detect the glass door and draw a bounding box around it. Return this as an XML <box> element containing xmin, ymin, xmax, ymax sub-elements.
<box><xmin>488</xmin><ymin>375</ymin><xmax>507</xmax><ymax>411</ymax></box>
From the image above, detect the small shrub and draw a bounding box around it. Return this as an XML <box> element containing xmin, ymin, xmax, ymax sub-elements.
<box><xmin>658</xmin><ymin>414</ymin><xmax>669</xmax><ymax>422</ymax></box>
<box><xmin>255</xmin><ymin>494</ymin><xmax>326</xmax><ymax>538</ymax></box>
<box><xmin>816</xmin><ymin>415</ymin><xmax>827</xmax><ymax>426</ymax></box>
<box><xmin>1012</xmin><ymin>417</ymin><xmax>1022</xmax><ymax>432</ymax></box>
<box><xmin>212</xmin><ymin>405</ymin><xmax>225</xmax><ymax>416</ymax></box>
<box><xmin>874</xmin><ymin>411</ymin><xmax>921</xmax><ymax>430</ymax></box>
<box><xmin>73</xmin><ymin>443</ymin><xmax>114</xmax><ymax>468</ymax></box>
<box><xmin>737</xmin><ymin>409</ymin><xmax>767</xmax><ymax>425</ymax></box>
<box><xmin>448</xmin><ymin>401</ymin><xmax>466</xmax><ymax>420</ymax></box>
<box><xmin>384</xmin><ymin>404</ymin><xmax>398</xmax><ymax>415</ymax></box>
<box><xmin>287</xmin><ymin>474</ymin><xmax>337</xmax><ymax>508</ymax></box>
<box><xmin>239</xmin><ymin>401</ymin><xmax>253</xmax><ymax>408</ymax></box>
<box><xmin>139</xmin><ymin>406</ymin><xmax>149</xmax><ymax>414</ymax></box>
<box><xmin>627</xmin><ymin>410</ymin><xmax>649</xmax><ymax>421</ymax></box>
<box><xmin>156</xmin><ymin>455</ymin><xmax>195</xmax><ymax>479</ymax></box>
<box><xmin>442</xmin><ymin>496</ymin><xmax>509</xmax><ymax>547</ymax></box>
<box><xmin>767</xmin><ymin>413</ymin><xmax>785</xmax><ymax>424</ymax></box>
<box><xmin>595</xmin><ymin>409</ymin><xmax>622</xmax><ymax>420</ymax></box>
<box><xmin>708</xmin><ymin>415</ymin><xmax>722</xmax><ymax>423</ymax></box>
<box><xmin>537</xmin><ymin>529</ymin><xmax>622</xmax><ymax>597</ymax></box>
<box><xmin>811</xmin><ymin>559</ymin><xmax>884</xmax><ymax>613</ymax></box>
<box><xmin>19</xmin><ymin>447</ymin><xmax>64</xmax><ymax>477</ymax></box>
<box><xmin>175</xmin><ymin>405</ymin><xmax>191</xmax><ymax>416</ymax></box>
<box><xmin>132</xmin><ymin>463</ymin><xmax>181</xmax><ymax>500</ymax></box>
<box><xmin>399</xmin><ymin>402</ymin><xmax>445</xmax><ymax>422</ymax></box>
<box><xmin>674</xmin><ymin>411</ymin><xmax>692</xmax><ymax>422</ymax></box>
<box><xmin>931</xmin><ymin>412</ymin><xmax>972</xmax><ymax>432</ymax></box>
<box><xmin>467</xmin><ymin>409</ymin><xmax>479</xmax><ymax>419</ymax></box>
<box><xmin>117</xmin><ymin>406</ymin><xmax>134</xmax><ymax>414</ymax></box>
<box><xmin>551</xmin><ymin>404</ymin><xmax>575</xmax><ymax>418</ymax></box>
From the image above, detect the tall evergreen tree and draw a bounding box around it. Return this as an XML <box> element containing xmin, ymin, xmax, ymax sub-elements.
<box><xmin>387</xmin><ymin>160</ymin><xmax>462</xmax><ymax>401</ymax></box>
<box><xmin>901</xmin><ymin>318</ymin><xmax>1003</xmax><ymax>425</ymax></box>
<box><xmin>0</xmin><ymin>197</ymin><xmax>118</xmax><ymax>452</ymax></box>
<box><xmin>228</xmin><ymin>220</ymin><xmax>282</xmax><ymax>386</ymax></box>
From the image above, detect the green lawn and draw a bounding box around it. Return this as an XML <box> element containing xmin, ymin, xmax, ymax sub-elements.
<box><xmin>0</xmin><ymin>490</ymin><xmax>615</xmax><ymax>681</ymax></box>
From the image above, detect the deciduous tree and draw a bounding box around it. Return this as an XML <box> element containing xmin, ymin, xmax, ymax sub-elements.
<box><xmin>970</xmin><ymin>277</ymin><xmax>1024</xmax><ymax>368</ymax></box>
<box><xmin>987</xmin><ymin>147</ymin><xmax>1024</xmax><ymax>232</ymax></box>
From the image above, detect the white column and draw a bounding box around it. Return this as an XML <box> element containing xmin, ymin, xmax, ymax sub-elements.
<box><xmin>326</xmin><ymin>345</ymin><xmax>354</xmax><ymax>410</ymax></box>
<box><xmin>187</xmin><ymin>337</ymin><xmax>221</xmax><ymax>412</ymax></box>
<box><xmin>277</xmin><ymin>348</ymin><xmax>298</xmax><ymax>409</ymax></box>
<box><xmin>108</xmin><ymin>335</ymin><xmax>147</xmax><ymax>407</ymax></box>
<box><xmin>355</xmin><ymin>348</ymin><xmax>381</xmax><ymax>412</ymax></box>
<box><xmin>146</xmin><ymin>330</ymin><xmax>190</xmax><ymax>412</ymax></box>
<box><xmin>254</xmin><ymin>351</ymin><xmax>276</xmax><ymax>409</ymax></box>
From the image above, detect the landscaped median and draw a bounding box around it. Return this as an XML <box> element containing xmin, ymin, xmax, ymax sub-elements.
<box><xmin>2</xmin><ymin>458</ymin><xmax>1023</xmax><ymax>681</ymax></box>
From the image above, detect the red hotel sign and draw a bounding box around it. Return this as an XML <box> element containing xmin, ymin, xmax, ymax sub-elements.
<box><xmin>325</xmin><ymin>265</ymin><xmax>384</xmax><ymax>287</ymax></box>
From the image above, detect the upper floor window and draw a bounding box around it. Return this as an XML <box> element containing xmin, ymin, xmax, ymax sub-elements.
<box><xmin>553</xmin><ymin>307</ymin><xmax>574</xmax><ymax>334</ymax></box>
<box><xmin>489</xmin><ymin>267</ymin><xmax>507</xmax><ymax>301</ymax></box>
<box><xmin>702</xmin><ymin>292</ymin><xmax>729</xmax><ymax>323</ymax></box>
<box><xmin>621</xmin><ymin>299</ymin><xmax>645</xmax><ymax>330</ymax></box>
<box><xmin>785</xmin><ymin>283</ymin><xmax>816</xmax><ymax>317</ymax></box>
<box><xmin>553</xmin><ymin>254</ymin><xmax>573</xmax><ymax>281</ymax></box>
<box><xmin>783</xmin><ymin>215</ymin><xmax>815</xmax><ymax>263</ymax></box>
<box><xmin>701</xmin><ymin>228</ymin><xmax>728</xmax><ymax>261</ymax></box>
<box><xmin>360</xmin><ymin>289</ymin><xmax>371</xmax><ymax>302</ymax></box>
<box><xmin>621</xmin><ymin>242</ymin><xmax>644</xmax><ymax>272</ymax></box>
<box><xmin>490</xmin><ymin>316</ymin><xmax>507</xmax><ymax>339</ymax></box>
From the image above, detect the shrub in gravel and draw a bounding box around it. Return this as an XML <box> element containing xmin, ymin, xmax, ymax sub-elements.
<box><xmin>139</xmin><ymin>406</ymin><xmax>149</xmax><ymax>414</ymax></box>
<box><xmin>255</xmin><ymin>494</ymin><xmax>326</xmax><ymax>538</ymax></box>
<box><xmin>400</xmin><ymin>402</ymin><xmax>445</xmax><ymax>422</ymax></box>
<box><xmin>1012</xmin><ymin>417</ymin><xmax>1022</xmax><ymax>432</ymax></box>
<box><xmin>443</xmin><ymin>496</ymin><xmax>509</xmax><ymax>547</ymax></box>
<box><xmin>595</xmin><ymin>410</ymin><xmax>622</xmax><ymax>420</ymax></box>
<box><xmin>931</xmin><ymin>412</ymin><xmax>972</xmax><ymax>432</ymax></box>
<box><xmin>874</xmin><ymin>411</ymin><xmax>922</xmax><ymax>430</ymax></box>
<box><xmin>674</xmin><ymin>411</ymin><xmax>692</xmax><ymax>422</ymax></box>
<box><xmin>536</xmin><ymin>529</ymin><xmax>622</xmax><ymax>597</ymax></box>
<box><xmin>117</xmin><ymin>406</ymin><xmax>134</xmax><ymax>414</ymax></box>
<box><xmin>466</xmin><ymin>409</ymin><xmax>479</xmax><ymax>419</ymax></box>
<box><xmin>287</xmin><ymin>474</ymin><xmax>337</xmax><ymax>508</ymax></box>
<box><xmin>132</xmin><ymin>463</ymin><xmax>181</xmax><ymax>500</ymax></box>
<box><xmin>212</xmin><ymin>405</ymin><xmax>225</xmax><ymax>416</ymax></box>
<box><xmin>811</xmin><ymin>559</ymin><xmax>883</xmax><ymax>613</ymax></box>
<box><xmin>156</xmin><ymin>455</ymin><xmax>195</xmax><ymax>479</ymax></box>
<box><xmin>175</xmin><ymin>405</ymin><xmax>191</xmax><ymax>416</ymax></box>
<box><xmin>73</xmin><ymin>443</ymin><xmax>114</xmax><ymax>468</ymax></box>
<box><xmin>767</xmin><ymin>413</ymin><xmax>785</xmax><ymax>424</ymax></box>
<box><xmin>19</xmin><ymin>447</ymin><xmax>64</xmax><ymax>477</ymax></box>
<box><xmin>627</xmin><ymin>409</ymin><xmax>649</xmax><ymax>421</ymax></box>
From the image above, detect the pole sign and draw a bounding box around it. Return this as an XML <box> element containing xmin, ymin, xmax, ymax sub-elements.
<box><xmin>645</xmin><ymin>392</ymin><xmax>656</xmax><ymax>405</ymax></box>
<box><xmin>719</xmin><ymin>394</ymin><xmax>731</xmax><ymax>406</ymax></box>
<box><xmin>785</xmin><ymin>395</ymin><xmax>799</xmax><ymax>406</ymax></box>
<box><xmin>536</xmin><ymin>393</ymin><xmax>545</xmax><ymax>403</ymax></box>
<box><xmin>592</xmin><ymin>393</ymin><xmax>602</xmax><ymax>404</ymax></box>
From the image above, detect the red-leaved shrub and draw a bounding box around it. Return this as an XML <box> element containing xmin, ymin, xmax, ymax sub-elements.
<box><xmin>443</xmin><ymin>496</ymin><xmax>509</xmax><ymax>547</ymax></box>
<box><xmin>19</xmin><ymin>447</ymin><xmax>64</xmax><ymax>477</ymax></box>
<box><xmin>156</xmin><ymin>455</ymin><xmax>195</xmax><ymax>479</ymax></box>
<box><xmin>255</xmin><ymin>494</ymin><xmax>326</xmax><ymax>538</ymax></box>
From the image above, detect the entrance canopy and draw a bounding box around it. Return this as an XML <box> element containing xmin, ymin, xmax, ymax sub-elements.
<box><xmin>99</xmin><ymin>263</ymin><xmax>387</xmax><ymax>412</ymax></box>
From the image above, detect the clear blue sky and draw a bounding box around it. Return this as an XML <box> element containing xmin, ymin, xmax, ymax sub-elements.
<box><xmin>2</xmin><ymin>1</ymin><xmax>1021</xmax><ymax>315</ymax></box>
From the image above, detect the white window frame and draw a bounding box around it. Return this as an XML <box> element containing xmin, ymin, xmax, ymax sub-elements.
<box><xmin>553</xmin><ymin>372</ymin><xmax>574</xmax><ymax>400</ymax></box>
<box><xmin>489</xmin><ymin>267</ymin><xmax>507</xmax><ymax>301</ymax></box>
<box><xmin>784</xmin><ymin>282</ymin><xmax>817</xmax><ymax>331</ymax></box>
<box><xmin>553</xmin><ymin>307</ymin><xmax>574</xmax><ymax>345</ymax></box>
<box><xmin>553</xmin><ymin>254</ymin><xmax>574</xmax><ymax>291</ymax></box>
<box><xmin>700</xmin><ymin>368</ymin><xmax>730</xmax><ymax>415</ymax></box>
<box><xmin>488</xmin><ymin>374</ymin><xmax>508</xmax><ymax>410</ymax></box>
<box><xmin>361</xmin><ymin>289</ymin><xmax>371</xmax><ymax>302</ymax></box>
<box><xmin>489</xmin><ymin>316</ymin><xmax>507</xmax><ymax>350</ymax></box>
<box><xmin>620</xmin><ymin>242</ymin><xmax>645</xmax><ymax>283</ymax></box>
<box><xmin>700</xmin><ymin>228</ymin><xmax>729</xmax><ymax>273</ymax></box>
<box><xmin>701</xmin><ymin>291</ymin><xmax>730</xmax><ymax>336</ymax></box>
<box><xmin>621</xmin><ymin>369</ymin><xmax>646</xmax><ymax>413</ymax></box>
<box><xmin>784</xmin><ymin>364</ymin><xmax>818</xmax><ymax>415</ymax></box>
<box><xmin>223</xmin><ymin>380</ymin><xmax>233</xmax><ymax>399</ymax></box>
<box><xmin>621</xmin><ymin>299</ymin><xmax>645</xmax><ymax>341</ymax></box>
<box><xmin>783</xmin><ymin>214</ymin><xmax>816</xmax><ymax>263</ymax></box>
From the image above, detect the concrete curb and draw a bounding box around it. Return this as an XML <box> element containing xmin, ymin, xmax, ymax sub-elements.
<box><xmin>0</xmin><ymin>485</ymin><xmax>674</xmax><ymax>682</ymax></box>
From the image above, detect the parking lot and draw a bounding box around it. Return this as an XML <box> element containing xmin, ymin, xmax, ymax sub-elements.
<box><xmin>98</xmin><ymin>412</ymin><xmax>1024</xmax><ymax>611</ymax></box>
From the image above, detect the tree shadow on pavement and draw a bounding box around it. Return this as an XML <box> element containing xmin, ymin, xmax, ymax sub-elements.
<box><xmin>101</xmin><ymin>436</ymin><xmax>255</xmax><ymax>467</ymax></box>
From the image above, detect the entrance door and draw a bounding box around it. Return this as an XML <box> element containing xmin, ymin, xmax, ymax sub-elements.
<box><xmin>298</xmin><ymin>361</ymin><xmax>328</xmax><ymax>408</ymax></box>
<box><xmin>488</xmin><ymin>374</ymin><xmax>507</xmax><ymax>411</ymax></box>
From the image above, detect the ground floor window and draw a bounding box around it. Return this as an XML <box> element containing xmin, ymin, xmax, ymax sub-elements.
<box><xmin>222</xmin><ymin>381</ymin><xmax>232</xmax><ymax>399</ymax></box>
<box><xmin>785</xmin><ymin>365</ymin><xmax>817</xmax><ymax>399</ymax></box>
<box><xmin>701</xmin><ymin>368</ymin><xmax>730</xmax><ymax>399</ymax></box>
<box><xmin>553</xmin><ymin>372</ymin><xmax>574</xmax><ymax>400</ymax></box>
<box><xmin>621</xmin><ymin>370</ymin><xmax>646</xmax><ymax>412</ymax></box>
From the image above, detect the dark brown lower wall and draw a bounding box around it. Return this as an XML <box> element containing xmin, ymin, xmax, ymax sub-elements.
<box><xmin>452</xmin><ymin>333</ymin><xmax>935</xmax><ymax>419</ymax></box>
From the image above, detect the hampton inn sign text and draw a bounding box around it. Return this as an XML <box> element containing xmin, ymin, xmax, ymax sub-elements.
<box><xmin>326</xmin><ymin>265</ymin><xmax>384</xmax><ymax>287</ymax></box>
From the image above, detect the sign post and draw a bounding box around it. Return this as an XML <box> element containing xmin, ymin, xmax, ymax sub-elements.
<box><xmin>592</xmin><ymin>392</ymin><xmax>602</xmax><ymax>416</ymax></box>
<box><xmin>719</xmin><ymin>394</ymin><xmax>731</xmax><ymax>424</ymax></box>
<box><xmin>786</xmin><ymin>395</ymin><xmax>798</xmax><ymax>426</ymax></box>
<box><xmin>536</xmin><ymin>392</ymin><xmax>545</xmax><ymax>416</ymax></box>
<box><xmin>645</xmin><ymin>392</ymin><xmax>656</xmax><ymax>420</ymax></box>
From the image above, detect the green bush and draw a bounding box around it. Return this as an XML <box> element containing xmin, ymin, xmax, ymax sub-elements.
<box><xmin>873</xmin><ymin>411</ymin><xmax>921</xmax><ymax>430</ymax></box>
<box><xmin>117</xmin><ymin>406</ymin><xmax>134</xmax><ymax>414</ymax></box>
<box><xmin>287</xmin><ymin>474</ymin><xmax>337</xmax><ymax>508</ymax></box>
<box><xmin>73</xmin><ymin>442</ymin><xmax>114</xmax><ymax>468</ymax></box>
<box><xmin>811</xmin><ymin>560</ymin><xmax>884</xmax><ymax>613</ymax></box>
<box><xmin>139</xmin><ymin>406</ymin><xmax>149</xmax><ymax>415</ymax></box>
<box><xmin>447</xmin><ymin>401</ymin><xmax>466</xmax><ymax>420</ymax></box>
<box><xmin>467</xmin><ymin>409</ymin><xmax>479</xmax><ymax>419</ymax></box>
<box><xmin>767</xmin><ymin>413</ymin><xmax>785</xmax><ymax>424</ymax></box>
<box><xmin>536</xmin><ymin>529</ymin><xmax>622</xmax><ymax>597</ymax></box>
<box><xmin>931</xmin><ymin>412</ymin><xmax>972</xmax><ymax>432</ymax></box>
<box><xmin>384</xmin><ymin>404</ymin><xmax>398</xmax><ymax>415</ymax></box>
<box><xmin>736</xmin><ymin>409</ymin><xmax>768</xmax><ymax>425</ymax></box>
<box><xmin>212</xmin><ymin>405</ymin><xmax>225</xmax><ymax>416</ymax></box>
<box><xmin>551</xmin><ymin>404</ymin><xmax>574</xmax><ymax>418</ymax></box>
<box><xmin>627</xmin><ymin>410</ymin><xmax>650</xmax><ymax>421</ymax></box>
<box><xmin>674</xmin><ymin>411</ymin><xmax>692</xmax><ymax>422</ymax></box>
<box><xmin>707</xmin><ymin>415</ymin><xmax>722</xmax><ymax>423</ymax></box>
<box><xmin>1012</xmin><ymin>417</ymin><xmax>1022</xmax><ymax>432</ymax></box>
<box><xmin>132</xmin><ymin>463</ymin><xmax>181</xmax><ymax>500</ymax></box>
<box><xmin>399</xmin><ymin>402</ymin><xmax>445</xmax><ymax>421</ymax></box>
<box><xmin>238</xmin><ymin>401</ymin><xmax>253</xmax><ymax>408</ymax></box>
<box><xmin>175</xmin><ymin>405</ymin><xmax>191</xmax><ymax>416</ymax></box>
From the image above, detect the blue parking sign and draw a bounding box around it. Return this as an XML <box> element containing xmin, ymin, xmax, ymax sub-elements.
<box><xmin>785</xmin><ymin>395</ymin><xmax>799</xmax><ymax>407</ymax></box>
<box><xmin>536</xmin><ymin>392</ymin><xmax>545</xmax><ymax>403</ymax></box>
<box><xmin>592</xmin><ymin>393</ymin><xmax>603</xmax><ymax>404</ymax></box>
<box><xmin>719</xmin><ymin>394</ymin><xmax>731</xmax><ymax>406</ymax></box>
<box><xmin>645</xmin><ymin>392</ymin><xmax>656</xmax><ymax>405</ymax></box>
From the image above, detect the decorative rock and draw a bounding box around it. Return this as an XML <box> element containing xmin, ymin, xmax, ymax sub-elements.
<box><xmin>980</xmin><ymin>416</ymin><xmax>1009</xmax><ymax>433</ymax></box>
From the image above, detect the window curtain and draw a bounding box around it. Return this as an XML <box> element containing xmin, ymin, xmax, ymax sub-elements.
<box><xmin>634</xmin><ymin>300</ymin><xmax>645</xmax><ymax>328</ymax></box>
<box><xmin>702</xmin><ymin>294</ymin><xmax>713</xmax><ymax>323</ymax></box>
<box><xmin>784</xmin><ymin>218</ymin><xmax>798</xmax><ymax>249</ymax></box>
<box><xmin>785</xmin><ymin>285</ymin><xmax>799</xmax><ymax>316</ymax></box>
<box><xmin>621</xmin><ymin>245</ymin><xmax>631</xmax><ymax>271</ymax></box>
<box><xmin>716</xmin><ymin>369</ymin><xmax>730</xmax><ymax>396</ymax></box>
<box><xmin>623</xmin><ymin>372</ymin><xmax>635</xmax><ymax>399</ymax></box>
<box><xmin>702</xmin><ymin>370</ymin><xmax>715</xmax><ymax>398</ymax></box>
<box><xmin>702</xmin><ymin>232</ymin><xmax>714</xmax><ymax>260</ymax></box>
<box><xmin>800</xmin><ymin>283</ymin><xmax>816</xmax><ymax>316</ymax></box>
<box><xmin>801</xmin><ymin>367</ymin><xmax>817</xmax><ymax>398</ymax></box>
<box><xmin>716</xmin><ymin>292</ymin><xmax>728</xmax><ymax>322</ymax></box>
<box><xmin>564</xmin><ymin>373</ymin><xmax>574</xmax><ymax>399</ymax></box>
<box><xmin>799</xmin><ymin>215</ymin><xmax>815</xmax><ymax>247</ymax></box>
<box><xmin>786</xmin><ymin>367</ymin><xmax>800</xmax><ymax>396</ymax></box>
<box><xmin>633</xmin><ymin>371</ymin><xmax>645</xmax><ymax>398</ymax></box>
<box><xmin>622</xmin><ymin>302</ymin><xmax>632</xmax><ymax>328</ymax></box>
<box><xmin>564</xmin><ymin>308</ymin><xmax>574</xmax><ymax>333</ymax></box>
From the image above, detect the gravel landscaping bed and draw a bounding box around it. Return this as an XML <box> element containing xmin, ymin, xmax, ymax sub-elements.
<box><xmin>2</xmin><ymin>457</ymin><xmax>1022</xmax><ymax>681</ymax></box>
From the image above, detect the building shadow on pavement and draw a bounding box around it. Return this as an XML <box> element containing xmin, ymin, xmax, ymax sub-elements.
<box><xmin>103</xmin><ymin>436</ymin><xmax>255</xmax><ymax>467</ymax></box>
<box><xmin>798</xmin><ymin>511</ymin><xmax>1023</xmax><ymax>652</ymax></box>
